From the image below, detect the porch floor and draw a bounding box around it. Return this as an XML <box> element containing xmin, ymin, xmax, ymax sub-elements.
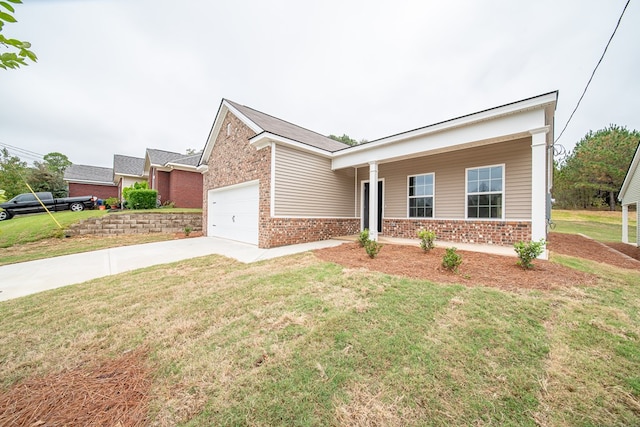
<box><xmin>334</xmin><ymin>235</ymin><xmax>518</xmax><ymax>257</ymax></box>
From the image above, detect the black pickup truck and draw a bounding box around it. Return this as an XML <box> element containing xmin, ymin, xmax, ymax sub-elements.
<box><xmin>0</xmin><ymin>192</ymin><xmax>97</xmax><ymax>221</ymax></box>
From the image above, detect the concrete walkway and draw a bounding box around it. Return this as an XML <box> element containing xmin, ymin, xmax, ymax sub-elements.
<box><xmin>0</xmin><ymin>237</ymin><xmax>344</xmax><ymax>302</ymax></box>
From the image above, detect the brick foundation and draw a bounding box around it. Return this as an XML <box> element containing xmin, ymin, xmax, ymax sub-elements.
<box><xmin>261</xmin><ymin>218</ymin><xmax>360</xmax><ymax>248</ymax></box>
<box><xmin>384</xmin><ymin>219</ymin><xmax>532</xmax><ymax>245</ymax></box>
<box><xmin>66</xmin><ymin>213</ymin><xmax>202</xmax><ymax>236</ymax></box>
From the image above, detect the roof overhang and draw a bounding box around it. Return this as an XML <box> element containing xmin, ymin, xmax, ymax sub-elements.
<box><xmin>331</xmin><ymin>91</ymin><xmax>557</xmax><ymax>170</ymax></box>
<box><xmin>65</xmin><ymin>179</ymin><xmax>117</xmax><ymax>186</ymax></box>
<box><xmin>250</xmin><ymin>132</ymin><xmax>333</xmax><ymax>158</ymax></box>
<box><xmin>199</xmin><ymin>99</ymin><xmax>263</xmax><ymax>166</ymax></box>
<box><xmin>619</xmin><ymin>141</ymin><xmax>640</xmax><ymax>202</ymax></box>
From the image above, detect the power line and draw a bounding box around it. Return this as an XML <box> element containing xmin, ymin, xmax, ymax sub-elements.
<box><xmin>554</xmin><ymin>0</ymin><xmax>631</xmax><ymax>145</ymax></box>
<box><xmin>0</xmin><ymin>141</ymin><xmax>45</xmax><ymax>163</ymax></box>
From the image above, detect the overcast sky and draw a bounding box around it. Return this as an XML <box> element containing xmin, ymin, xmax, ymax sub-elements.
<box><xmin>1</xmin><ymin>0</ymin><xmax>638</xmax><ymax>168</ymax></box>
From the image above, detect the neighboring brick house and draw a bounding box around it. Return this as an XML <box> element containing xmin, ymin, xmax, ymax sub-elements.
<box><xmin>113</xmin><ymin>154</ymin><xmax>147</xmax><ymax>201</ymax></box>
<box><xmin>619</xmin><ymin>142</ymin><xmax>640</xmax><ymax>247</ymax></box>
<box><xmin>145</xmin><ymin>149</ymin><xmax>203</xmax><ymax>208</ymax></box>
<box><xmin>199</xmin><ymin>92</ymin><xmax>558</xmax><ymax>256</ymax></box>
<box><xmin>64</xmin><ymin>164</ymin><xmax>118</xmax><ymax>200</ymax></box>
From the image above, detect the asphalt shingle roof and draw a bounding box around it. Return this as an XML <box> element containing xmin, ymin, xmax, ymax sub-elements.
<box><xmin>113</xmin><ymin>155</ymin><xmax>145</xmax><ymax>176</ymax></box>
<box><xmin>64</xmin><ymin>164</ymin><xmax>115</xmax><ymax>184</ymax></box>
<box><xmin>225</xmin><ymin>99</ymin><xmax>349</xmax><ymax>152</ymax></box>
<box><xmin>147</xmin><ymin>149</ymin><xmax>201</xmax><ymax>168</ymax></box>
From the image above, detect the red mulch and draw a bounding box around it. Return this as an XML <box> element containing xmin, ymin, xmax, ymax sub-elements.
<box><xmin>314</xmin><ymin>233</ymin><xmax>639</xmax><ymax>291</ymax></box>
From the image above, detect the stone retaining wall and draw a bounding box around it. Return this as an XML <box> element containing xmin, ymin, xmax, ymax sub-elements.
<box><xmin>66</xmin><ymin>212</ymin><xmax>202</xmax><ymax>236</ymax></box>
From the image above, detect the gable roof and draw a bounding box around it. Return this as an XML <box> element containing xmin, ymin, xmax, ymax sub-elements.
<box><xmin>225</xmin><ymin>99</ymin><xmax>348</xmax><ymax>152</ymax></box>
<box><xmin>146</xmin><ymin>148</ymin><xmax>200</xmax><ymax>171</ymax></box>
<box><xmin>618</xmin><ymin>140</ymin><xmax>640</xmax><ymax>203</ymax></box>
<box><xmin>113</xmin><ymin>154</ymin><xmax>145</xmax><ymax>177</ymax></box>
<box><xmin>64</xmin><ymin>164</ymin><xmax>115</xmax><ymax>185</ymax></box>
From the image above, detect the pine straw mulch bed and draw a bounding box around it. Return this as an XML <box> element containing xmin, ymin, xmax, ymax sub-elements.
<box><xmin>0</xmin><ymin>233</ymin><xmax>636</xmax><ymax>426</ymax></box>
<box><xmin>0</xmin><ymin>348</ymin><xmax>151</xmax><ymax>427</ymax></box>
<box><xmin>314</xmin><ymin>232</ymin><xmax>640</xmax><ymax>292</ymax></box>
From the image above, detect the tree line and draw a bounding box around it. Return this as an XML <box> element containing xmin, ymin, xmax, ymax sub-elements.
<box><xmin>0</xmin><ymin>149</ymin><xmax>71</xmax><ymax>199</ymax></box>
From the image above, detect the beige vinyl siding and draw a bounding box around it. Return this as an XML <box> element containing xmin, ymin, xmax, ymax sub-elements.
<box><xmin>356</xmin><ymin>137</ymin><xmax>532</xmax><ymax>220</ymax></box>
<box><xmin>274</xmin><ymin>145</ymin><xmax>355</xmax><ymax>217</ymax></box>
<box><xmin>621</xmin><ymin>167</ymin><xmax>640</xmax><ymax>205</ymax></box>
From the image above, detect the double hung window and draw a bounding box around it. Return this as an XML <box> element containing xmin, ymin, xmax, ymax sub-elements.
<box><xmin>408</xmin><ymin>173</ymin><xmax>434</xmax><ymax>218</ymax></box>
<box><xmin>466</xmin><ymin>165</ymin><xmax>503</xmax><ymax>219</ymax></box>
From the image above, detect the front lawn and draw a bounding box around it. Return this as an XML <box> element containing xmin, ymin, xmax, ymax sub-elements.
<box><xmin>552</xmin><ymin>209</ymin><xmax>637</xmax><ymax>243</ymax></box>
<box><xmin>0</xmin><ymin>249</ymin><xmax>639</xmax><ymax>425</ymax></box>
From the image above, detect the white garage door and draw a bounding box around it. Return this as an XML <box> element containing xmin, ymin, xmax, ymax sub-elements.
<box><xmin>208</xmin><ymin>181</ymin><xmax>259</xmax><ymax>245</ymax></box>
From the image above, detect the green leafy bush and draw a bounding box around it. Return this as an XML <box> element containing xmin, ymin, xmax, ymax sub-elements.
<box><xmin>364</xmin><ymin>239</ymin><xmax>383</xmax><ymax>259</ymax></box>
<box><xmin>417</xmin><ymin>229</ymin><xmax>436</xmax><ymax>252</ymax></box>
<box><xmin>184</xmin><ymin>225</ymin><xmax>193</xmax><ymax>236</ymax></box>
<box><xmin>127</xmin><ymin>189</ymin><xmax>158</xmax><ymax>210</ymax></box>
<box><xmin>122</xmin><ymin>181</ymin><xmax>149</xmax><ymax>204</ymax></box>
<box><xmin>514</xmin><ymin>239</ymin><xmax>545</xmax><ymax>269</ymax></box>
<box><xmin>442</xmin><ymin>247</ymin><xmax>462</xmax><ymax>272</ymax></box>
<box><xmin>105</xmin><ymin>197</ymin><xmax>119</xmax><ymax>209</ymax></box>
<box><xmin>358</xmin><ymin>228</ymin><xmax>370</xmax><ymax>247</ymax></box>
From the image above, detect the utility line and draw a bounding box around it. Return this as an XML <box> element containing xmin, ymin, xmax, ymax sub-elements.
<box><xmin>554</xmin><ymin>0</ymin><xmax>631</xmax><ymax>145</ymax></box>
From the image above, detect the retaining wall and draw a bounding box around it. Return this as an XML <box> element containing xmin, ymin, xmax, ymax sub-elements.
<box><xmin>66</xmin><ymin>212</ymin><xmax>202</xmax><ymax>236</ymax></box>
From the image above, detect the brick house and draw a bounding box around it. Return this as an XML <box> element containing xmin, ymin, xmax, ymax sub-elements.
<box><xmin>145</xmin><ymin>149</ymin><xmax>203</xmax><ymax>208</ymax></box>
<box><xmin>64</xmin><ymin>164</ymin><xmax>118</xmax><ymax>200</ymax></box>
<box><xmin>199</xmin><ymin>92</ymin><xmax>558</xmax><ymax>255</ymax></box>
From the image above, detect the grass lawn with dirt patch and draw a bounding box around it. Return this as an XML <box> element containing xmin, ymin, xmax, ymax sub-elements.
<box><xmin>552</xmin><ymin>209</ymin><xmax>637</xmax><ymax>243</ymax></box>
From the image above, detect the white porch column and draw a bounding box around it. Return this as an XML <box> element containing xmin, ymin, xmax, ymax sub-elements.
<box><xmin>369</xmin><ymin>161</ymin><xmax>379</xmax><ymax>241</ymax></box>
<box><xmin>530</xmin><ymin>127</ymin><xmax>550</xmax><ymax>256</ymax></box>
<box><xmin>622</xmin><ymin>204</ymin><xmax>629</xmax><ymax>244</ymax></box>
<box><xmin>636</xmin><ymin>202</ymin><xmax>639</xmax><ymax>247</ymax></box>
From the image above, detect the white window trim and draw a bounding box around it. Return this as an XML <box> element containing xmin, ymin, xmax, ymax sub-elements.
<box><xmin>465</xmin><ymin>164</ymin><xmax>505</xmax><ymax>220</ymax></box>
<box><xmin>406</xmin><ymin>172</ymin><xmax>435</xmax><ymax>218</ymax></box>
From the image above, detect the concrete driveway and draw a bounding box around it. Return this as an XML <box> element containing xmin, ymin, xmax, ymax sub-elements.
<box><xmin>0</xmin><ymin>237</ymin><xmax>344</xmax><ymax>302</ymax></box>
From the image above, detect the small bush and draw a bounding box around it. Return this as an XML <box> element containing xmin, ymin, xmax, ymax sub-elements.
<box><xmin>184</xmin><ymin>225</ymin><xmax>193</xmax><ymax>236</ymax></box>
<box><xmin>105</xmin><ymin>197</ymin><xmax>119</xmax><ymax>209</ymax></box>
<box><xmin>442</xmin><ymin>247</ymin><xmax>462</xmax><ymax>272</ymax></box>
<box><xmin>358</xmin><ymin>229</ymin><xmax>370</xmax><ymax>247</ymax></box>
<box><xmin>127</xmin><ymin>189</ymin><xmax>158</xmax><ymax>210</ymax></box>
<box><xmin>417</xmin><ymin>229</ymin><xmax>436</xmax><ymax>252</ymax></box>
<box><xmin>364</xmin><ymin>239</ymin><xmax>383</xmax><ymax>259</ymax></box>
<box><xmin>514</xmin><ymin>239</ymin><xmax>545</xmax><ymax>269</ymax></box>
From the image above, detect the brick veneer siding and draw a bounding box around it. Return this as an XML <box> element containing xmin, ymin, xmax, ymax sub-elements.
<box><xmin>66</xmin><ymin>213</ymin><xmax>202</xmax><ymax>236</ymax></box>
<box><xmin>384</xmin><ymin>219</ymin><xmax>532</xmax><ymax>245</ymax></box>
<box><xmin>169</xmin><ymin>169</ymin><xmax>203</xmax><ymax>208</ymax></box>
<box><xmin>262</xmin><ymin>218</ymin><xmax>360</xmax><ymax>248</ymax></box>
<box><xmin>155</xmin><ymin>170</ymin><xmax>171</xmax><ymax>205</ymax></box>
<box><xmin>68</xmin><ymin>183</ymin><xmax>118</xmax><ymax>200</ymax></box>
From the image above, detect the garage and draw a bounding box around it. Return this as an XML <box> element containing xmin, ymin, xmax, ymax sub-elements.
<box><xmin>207</xmin><ymin>180</ymin><xmax>259</xmax><ymax>245</ymax></box>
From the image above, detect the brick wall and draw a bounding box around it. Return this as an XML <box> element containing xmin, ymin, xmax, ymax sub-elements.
<box><xmin>69</xmin><ymin>183</ymin><xmax>118</xmax><ymax>200</ymax></box>
<box><xmin>262</xmin><ymin>218</ymin><xmax>360</xmax><ymax>248</ymax></box>
<box><xmin>169</xmin><ymin>169</ymin><xmax>203</xmax><ymax>208</ymax></box>
<box><xmin>155</xmin><ymin>170</ymin><xmax>171</xmax><ymax>205</ymax></box>
<box><xmin>384</xmin><ymin>219</ymin><xmax>532</xmax><ymax>245</ymax></box>
<box><xmin>66</xmin><ymin>213</ymin><xmax>202</xmax><ymax>236</ymax></box>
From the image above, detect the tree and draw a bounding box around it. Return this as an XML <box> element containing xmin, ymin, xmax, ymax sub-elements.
<box><xmin>0</xmin><ymin>0</ymin><xmax>37</xmax><ymax>70</ymax></box>
<box><xmin>0</xmin><ymin>148</ymin><xmax>28</xmax><ymax>198</ymax></box>
<box><xmin>28</xmin><ymin>163</ymin><xmax>67</xmax><ymax>198</ymax></box>
<box><xmin>328</xmin><ymin>134</ymin><xmax>367</xmax><ymax>146</ymax></box>
<box><xmin>553</xmin><ymin>125</ymin><xmax>640</xmax><ymax>210</ymax></box>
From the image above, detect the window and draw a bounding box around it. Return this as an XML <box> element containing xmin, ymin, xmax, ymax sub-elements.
<box><xmin>408</xmin><ymin>173</ymin><xmax>434</xmax><ymax>218</ymax></box>
<box><xmin>467</xmin><ymin>165</ymin><xmax>503</xmax><ymax>219</ymax></box>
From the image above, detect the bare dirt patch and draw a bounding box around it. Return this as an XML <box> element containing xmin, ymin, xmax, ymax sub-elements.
<box><xmin>0</xmin><ymin>348</ymin><xmax>151</xmax><ymax>427</ymax></box>
<box><xmin>315</xmin><ymin>240</ymin><xmax>596</xmax><ymax>291</ymax></box>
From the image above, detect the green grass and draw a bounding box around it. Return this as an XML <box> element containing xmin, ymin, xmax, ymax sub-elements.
<box><xmin>552</xmin><ymin>209</ymin><xmax>637</xmax><ymax>243</ymax></box>
<box><xmin>1</xmin><ymin>251</ymin><xmax>639</xmax><ymax>426</ymax></box>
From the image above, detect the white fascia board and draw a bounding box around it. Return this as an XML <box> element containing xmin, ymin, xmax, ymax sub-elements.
<box><xmin>332</xmin><ymin>108</ymin><xmax>547</xmax><ymax>170</ymax></box>
<box><xmin>619</xmin><ymin>144</ymin><xmax>640</xmax><ymax>202</ymax></box>
<box><xmin>66</xmin><ymin>179</ymin><xmax>116</xmax><ymax>186</ymax></box>
<box><xmin>200</xmin><ymin>100</ymin><xmax>264</xmax><ymax>165</ymax></box>
<box><xmin>250</xmin><ymin>132</ymin><xmax>333</xmax><ymax>158</ymax></box>
<box><xmin>164</xmin><ymin>162</ymin><xmax>198</xmax><ymax>172</ymax></box>
<box><xmin>197</xmin><ymin>165</ymin><xmax>209</xmax><ymax>174</ymax></box>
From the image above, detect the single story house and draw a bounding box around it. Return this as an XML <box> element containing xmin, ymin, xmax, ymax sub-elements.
<box><xmin>618</xmin><ymin>141</ymin><xmax>640</xmax><ymax>247</ymax></box>
<box><xmin>113</xmin><ymin>154</ymin><xmax>146</xmax><ymax>200</ymax></box>
<box><xmin>199</xmin><ymin>92</ymin><xmax>558</xmax><ymax>256</ymax></box>
<box><xmin>64</xmin><ymin>164</ymin><xmax>118</xmax><ymax>200</ymax></box>
<box><xmin>145</xmin><ymin>149</ymin><xmax>203</xmax><ymax>208</ymax></box>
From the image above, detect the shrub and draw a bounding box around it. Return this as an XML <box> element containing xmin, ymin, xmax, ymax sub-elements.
<box><xmin>442</xmin><ymin>247</ymin><xmax>462</xmax><ymax>272</ymax></box>
<box><xmin>358</xmin><ymin>228</ymin><xmax>370</xmax><ymax>247</ymax></box>
<box><xmin>514</xmin><ymin>239</ymin><xmax>545</xmax><ymax>269</ymax></box>
<box><xmin>417</xmin><ymin>229</ymin><xmax>436</xmax><ymax>252</ymax></box>
<box><xmin>364</xmin><ymin>239</ymin><xmax>383</xmax><ymax>259</ymax></box>
<box><xmin>184</xmin><ymin>225</ymin><xmax>193</xmax><ymax>236</ymax></box>
<box><xmin>105</xmin><ymin>197</ymin><xmax>119</xmax><ymax>209</ymax></box>
<box><xmin>127</xmin><ymin>189</ymin><xmax>158</xmax><ymax>210</ymax></box>
<box><xmin>122</xmin><ymin>181</ymin><xmax>149</xmax><ymax>204</ymax></box>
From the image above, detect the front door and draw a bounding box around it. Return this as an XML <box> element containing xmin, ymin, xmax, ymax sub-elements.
<box><xmin>363</xmin><ymin>180</ymin><xmax>383</xmax><ymax>233</ymax></box>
